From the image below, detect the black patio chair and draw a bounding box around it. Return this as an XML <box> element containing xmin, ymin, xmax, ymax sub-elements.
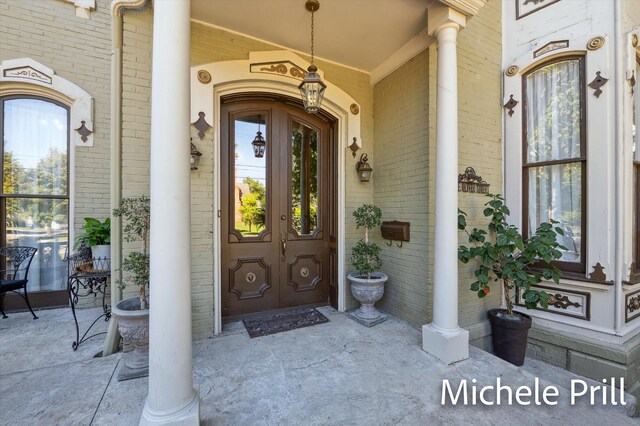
<box><xmin>0</xmin><ymin>246</ymin><xmax>38</xmax><ymax>319</ymax></box>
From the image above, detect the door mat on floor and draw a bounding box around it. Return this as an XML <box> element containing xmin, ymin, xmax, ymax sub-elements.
<box><xmin>242</xmin><ymin>307</ymin><xmax>329</xmax><ymax>338</ymax></box>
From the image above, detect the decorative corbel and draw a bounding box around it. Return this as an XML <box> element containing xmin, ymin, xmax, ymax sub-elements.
<box><xmin>192</xmin><ymin>111</ymin><xmax>211</xmax><ymax>140</ymax></box>
<box><xmin>588</xmin><ymin>72</ymin><xmax>609</xmax><ymax>98</ymax></box>
<box><xmin>349</xmin><ymin>137</ymin><xmax>359</xmax><ymax>158</ymax></box>
<box><xmin>503</xmin><ymin>95</ymin><xmax>519</xmax><ymax>117</ymax></box>
<box><xmin>75</xmin><ymin>120</ymin><xmax>93</xmax><ymax>144</ymax></box>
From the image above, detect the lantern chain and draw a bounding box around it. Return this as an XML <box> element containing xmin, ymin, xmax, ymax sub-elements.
<box><xmin>310</xmin><ymin>8</ymin><xmax>315</xmax><ymax>65</ymax></box>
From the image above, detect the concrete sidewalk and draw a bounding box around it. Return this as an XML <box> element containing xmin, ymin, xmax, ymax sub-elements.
<box><xmin>0</xmin><ymin>306</ymin><xmax>637</xmax><ymax>425</ymax></box>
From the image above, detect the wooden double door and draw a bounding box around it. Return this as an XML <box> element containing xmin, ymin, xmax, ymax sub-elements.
<box><xmin>220</xmin><ymin>96</ymin><xmax>337</xmax><ymax>317</ymax></box>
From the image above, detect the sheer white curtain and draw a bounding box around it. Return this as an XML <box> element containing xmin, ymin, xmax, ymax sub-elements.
<box><xmin>3</xmin><ymin>98</ymin><xmax>69</xmax><ymax>292</ymax></box>
<box><xmin>525</xmin><ymin>59</ymin><xmax>582</xmax><ymax>263</ymax></box>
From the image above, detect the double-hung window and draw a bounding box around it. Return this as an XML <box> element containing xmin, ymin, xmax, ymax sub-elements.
<box><xmin>522</xmin><ymin>56</ymin><xmax>586</xmax><ymax>273</ymax></box>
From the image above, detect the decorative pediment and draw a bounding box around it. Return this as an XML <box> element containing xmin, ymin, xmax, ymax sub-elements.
<box><xmin>1</xmin><ymin>58</ymin><xmax>95</xmax><ymax>147</ymax></box>
<box><xmin>3</xmin><ymin>66</ymin><xmax>52</xmax><ymax>85</ymax></box>
<box><xmin>250</xmin><ymin>61</ymin><xmax>308</xmax><ymax>81</ymax></box>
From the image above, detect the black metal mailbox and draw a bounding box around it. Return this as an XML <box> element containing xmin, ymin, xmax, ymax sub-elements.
<box><xmin>381</xmin><ymin>221</ymin><xmax>410</xmax><ymax>245</ymax></box>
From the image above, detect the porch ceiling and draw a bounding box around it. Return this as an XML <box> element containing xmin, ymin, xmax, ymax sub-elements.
<box><xmin>191</xmin><ymin>0</ymin><xmax>434</xmax><ymax>73</ymax></box>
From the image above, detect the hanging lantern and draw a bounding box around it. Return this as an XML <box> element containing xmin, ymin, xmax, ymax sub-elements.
<box><xmin>299</xmin><ymin>0</ymin><xmax>326</xmax><ymax>114</ymax></box>
<box><xmin>251</xmin><ymin>124</ymin><xmax>266</xmax><ymax>158</ymax></box>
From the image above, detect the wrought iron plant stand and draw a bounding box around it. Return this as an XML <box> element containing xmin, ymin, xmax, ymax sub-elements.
<box><xmin>67</xmin><ymin>246</ymin><xmax>111</xmax><ymax>351</ymax></box>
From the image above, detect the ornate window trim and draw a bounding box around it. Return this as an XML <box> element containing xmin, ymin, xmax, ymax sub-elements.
<box><xmin>0</xmin><ymin>58</ymin><xmax>94</xmax><ymax>147</ymax></box>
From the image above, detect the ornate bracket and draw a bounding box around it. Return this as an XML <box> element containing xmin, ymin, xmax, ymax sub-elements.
<box><xmin>589</xmin><ymin>262</ymin><xmax>608</xmax><ymax>282</ymax></box>
<box><xmin>588</xmin><ymin>72</ymin><xmax>608</xmax><ymax>98</ymax></box>
<box><xmin>458</xmin><ymin>167</ymin><xmax>490</xmax><ymax>194</ymax></box>
<box><xmin>348</xmin><ymin>137</ymin><xmax>359</xmax><ymax>158</ymax></box>
<box><xmin>503</xmin><ymin>95</ymin><xmax>519</xmax><ymax>117</ymax></box>
<box><xmin>75</xmin><ymin>121</ymin><xmax>93</xmax><ymax>143</ymax></box>
<box><xmin>192</xmin><ymin>112</ymin><xmax>211</xmax><ymax>140</ymax></box>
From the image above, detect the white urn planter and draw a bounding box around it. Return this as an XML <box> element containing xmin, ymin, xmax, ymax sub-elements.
<box><xmin>348</xmin><ymin>272</ymin><xmax>388</xmax><ymax>327</ymax></box>
<box><xmin>112</xmin><ymin>297</ymin><xmax>149</xmax><ymax>381</ymax></box>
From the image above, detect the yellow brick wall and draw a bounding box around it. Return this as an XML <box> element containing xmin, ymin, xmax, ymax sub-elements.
<box><xmin>372</xmin><ymin>50</ymin><xmax>430</xmax><ymax>328</ymax></box>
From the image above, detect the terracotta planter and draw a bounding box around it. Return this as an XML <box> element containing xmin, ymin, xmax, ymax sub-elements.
<box><xmin>488</xmin><ymin>308</ymin><xmax>532</xmax><ymax>366</ymax></box>
<box><xmin>112</xmin><ymin>297</ymin><xmax>149</xmax><ymax>378</ymax></box>
<box><xmin>348</xmin><ymin>272</ymin><xmax>388</xmax><ymax>326</ymax></box>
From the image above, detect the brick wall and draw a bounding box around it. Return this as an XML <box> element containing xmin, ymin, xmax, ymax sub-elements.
<box><xmin>372</xmin><ymin>50</ymin><xmax>430</xmax><ymax>327</ymax></box>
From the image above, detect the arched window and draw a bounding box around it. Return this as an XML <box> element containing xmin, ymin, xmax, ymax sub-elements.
<box><xmin>522</xmin><ymin>56</ymin><xmax>586</xmax><ymax>273</ymax></box>
<box><xmin>0</xmin><ymin>96</ymin><xmax>70</xmax><ymax>302</ymax></box>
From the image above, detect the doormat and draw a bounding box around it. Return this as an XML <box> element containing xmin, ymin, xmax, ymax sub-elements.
<box><xmin>242</xmin><ymin>307</ymin><xmax>329</xmax><ymax>338</ymax></box>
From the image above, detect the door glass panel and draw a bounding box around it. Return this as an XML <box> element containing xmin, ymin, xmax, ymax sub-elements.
<box><xmin>233</xmin><ymin>114</ymin><xmax>267</xmax><ymax>237</ymax></box>
<box><xmin>291</xmin><ymin>120</ymin><xmax>318</xmax><ymax>235</ymax></box>
<box><xmin>527</xmin><ymin>163</ymin><xmax>582</xmax><ymax>263</ymax></box>
<box><xmin>3</xmin><ymin>99</ymin><xmax>68</xmax><ymax>196</ymax></box>
<box><xmin>6</xmin><ymin>197</ymin><xmax>69</xmax><ymax>291</ymax></box>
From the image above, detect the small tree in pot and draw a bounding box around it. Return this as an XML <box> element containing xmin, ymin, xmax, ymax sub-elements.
<box><xmin>348</xmin><ymin>204</ymin><xmax>388</xmax><ymax>326</ymax></box>
<box><xmin>458</xmin><ymin>194</ymin><xmax>565</xmax><ymax>366</ymax></box>
<box><xmin>111</xmin><ymin>195</ymin><xmax>150</xmax><ymax>379</ymax></box>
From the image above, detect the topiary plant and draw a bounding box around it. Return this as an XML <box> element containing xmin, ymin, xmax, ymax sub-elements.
<box><xmin>458</xmin><ymin>193</ymin><xmax>566</xmax><ymax>314</ymax></box>
<box><xmin>113</xmin><ymin>196</ymin><xmax>150</xmax><ymax>309</ymax></box>
<box><xmin>351</xmin><ymin>204</ymin><xmax>383</xmax><ymax>279</ymax></box>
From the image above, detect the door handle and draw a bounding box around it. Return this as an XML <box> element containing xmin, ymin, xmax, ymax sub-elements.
<box><xmin>281</xmin><ymin>234</ymin><xmax>287</xmax><ymax>261</ymax></box>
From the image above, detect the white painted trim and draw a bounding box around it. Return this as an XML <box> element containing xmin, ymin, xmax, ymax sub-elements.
<box><xmin>192</xmin><ymin>51</ymin><xmax>356</xmax><ymax>334</ymax></box>
<box><xmin>370</xmin><ymin>29</ymin><xmax>434</xmax><ymax>86</ymax></box>
<box><xmin>62</xmin><ymin>0</ymin><xmax>95</xmax><ymax>19</ymax></box>
<box><xmin>0</xmin><ymin>58</ymin><xmax>95</xmax><ymax>147</ymax></box>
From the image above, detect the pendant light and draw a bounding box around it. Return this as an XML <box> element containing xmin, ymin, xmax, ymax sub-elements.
<box><xmin>299</xmin><ymin>0</ymin><xmax>326</xmax><ymax>114</ymax></box>
<box><xmin>251</xmin><ymin>121</ymin><xmax>266</xmax><ymax>158</ymax></box>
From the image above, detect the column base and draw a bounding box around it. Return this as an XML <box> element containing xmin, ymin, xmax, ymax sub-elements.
<box><xmin>422</xmin><ymin>323</ymin><xmax>469</xmax><ymax>364</ymax></box>
<box><xmin>140</xmin><ymin>386</ymin><xmax>200</xmax><ymax>426</ymax></box>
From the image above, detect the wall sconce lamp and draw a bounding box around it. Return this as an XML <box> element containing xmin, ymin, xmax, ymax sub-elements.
<box><xmin>355</xmin><ymin>153</ymin><xmax>373</xmax><ymax>182</ymax></box>
<box><xmin>190</xmin><ymin>138</ymin><xmax>202</xmax><ymax>170</ymax></box>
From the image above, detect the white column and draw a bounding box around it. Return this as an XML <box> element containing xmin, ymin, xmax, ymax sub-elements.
<box><xmin>422</xmin><ymin>7</ymin><xmax>469</xmax><ymax>365</ymax></box>
<box><xmin>140</xmin><ymin>0</ymin><xmax>199</xmax><ymax>424</ymax></box>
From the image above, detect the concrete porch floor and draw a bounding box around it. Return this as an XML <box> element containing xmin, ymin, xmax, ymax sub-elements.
<box><xmin>0</xmin><ymin>306</ymin><xmax>637</xmax><ymax>425</ymax></box>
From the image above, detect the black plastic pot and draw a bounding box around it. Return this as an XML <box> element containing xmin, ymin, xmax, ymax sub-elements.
<box><xmin>488</xmin><ymin>308</ymin><xmax>532</xmax><ymax>366</ymax></box>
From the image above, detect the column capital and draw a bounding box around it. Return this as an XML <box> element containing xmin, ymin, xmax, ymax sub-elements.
<box><xmin>427</xmin><ymin>4</ymin><xmax>466</xmax><ymax>37</ymax></box>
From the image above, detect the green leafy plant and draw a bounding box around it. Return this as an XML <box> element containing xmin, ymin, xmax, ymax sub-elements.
<box><xmin>458</xmin><ymin>194</ymin><xmax>565</xmax><ymax>315</ymax></box>
<box><xmin>351</xmin><ymin>204</ymin><xmax>383</xmax><ymax>278</ymax></box>
<box><xmin>74</xmin><ymin>217</ymin><xmax>111</xmax><ymax>248</ymax></box>
<box><xmin>113</xmin><ymin>196</ymin><xmax>150</xmax><ymax>309</ymax></box>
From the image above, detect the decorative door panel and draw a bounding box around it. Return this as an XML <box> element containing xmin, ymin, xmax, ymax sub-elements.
<box><xmin>221</xmin><ymin>97</ymin><xmax>332</xmax><ymax>317</ymax></box>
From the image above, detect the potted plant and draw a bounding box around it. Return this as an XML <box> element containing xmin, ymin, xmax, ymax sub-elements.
<box><xmin>458</xmin><ymin>194</ymin><xmax>565</xmax><ymax>366</ymax></box>
<box><xmin>348</xmin><ymin>204</ymin><xmax>388</xmax><ymax>326</ymax></box>
<box><xmin>111</xmin><ymin>196</ymin><xmax>150</xmax><ymax>379</ymax></box>
<box><xmin>74</xmin><ymin>217</ymin><xmax>111</xmax><ymax>260</ymax></box>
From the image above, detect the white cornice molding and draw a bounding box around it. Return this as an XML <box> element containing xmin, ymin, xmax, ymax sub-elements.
<box><xmin>370</xmin><ymin>29</ymin><xmax>435</xmax><ymax>86</ymax></box>
<box><xmin>437</xmin><ymin>0</ymin><xmax>486</xmax><ymax>17</ymax></box>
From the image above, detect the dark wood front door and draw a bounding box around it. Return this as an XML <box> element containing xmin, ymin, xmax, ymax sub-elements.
<box><xmin>220</xmin><ymin>97</ymin><xmax>335</xmax><ymax>317</ymax></box>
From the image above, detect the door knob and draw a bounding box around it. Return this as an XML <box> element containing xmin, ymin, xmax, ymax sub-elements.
<box><xmin>281</xmin><ymin>215</ymin><xmax>286</xmax><ymax>221</ymax></box>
